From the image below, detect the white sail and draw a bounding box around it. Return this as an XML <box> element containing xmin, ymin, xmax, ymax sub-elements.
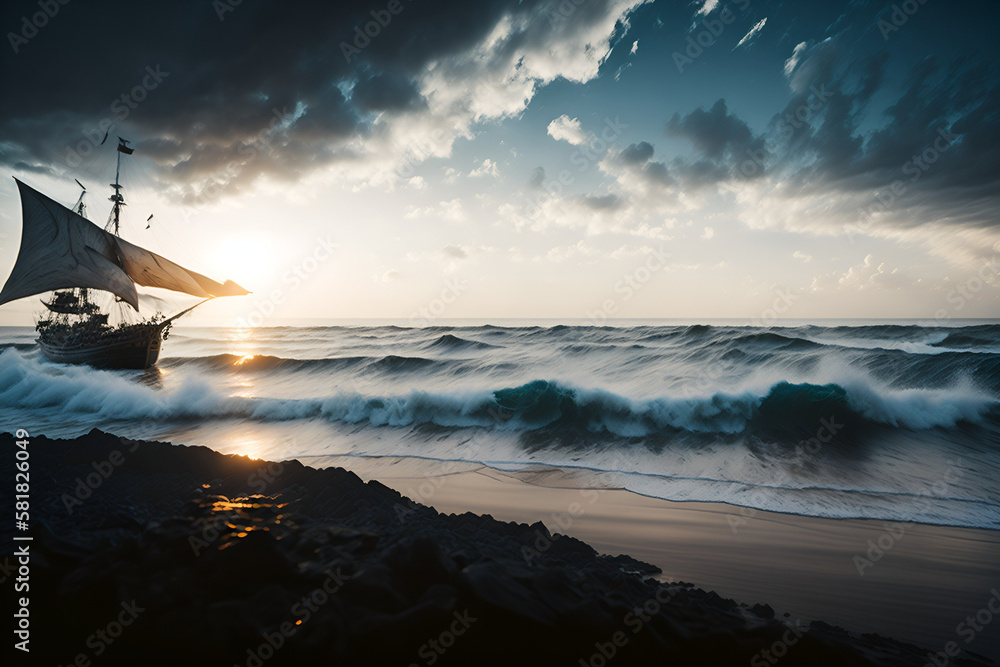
<box><xmin>0</xmin><ymin>178</ymin><xmax>248</xmax><ymax>309</ymax></box>
<box><xmin>116</xmin><ymin>234</ymin><xmax>249</xmax><ymax>298</ymax></box>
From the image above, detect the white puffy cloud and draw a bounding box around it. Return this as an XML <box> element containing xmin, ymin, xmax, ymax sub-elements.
<box><xmin>546</xmin><ymin>115</ymin><xmax>592</xmax><ymax>146</ymax></box>
<box><xmin>469</xmin><ymin>158</ymin><xmax>499</xmax><ymax>178</ymax></box>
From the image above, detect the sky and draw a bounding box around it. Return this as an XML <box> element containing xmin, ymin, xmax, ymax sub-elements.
<box><xmin>0</xmin><ymin>0</ymin><xmax>998</xmax><ymax>326</ymax></box>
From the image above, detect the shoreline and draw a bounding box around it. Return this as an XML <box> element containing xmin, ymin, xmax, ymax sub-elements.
<box><xmin>349</xmin><ymin>459</ymin><xmax>1000</xmax><ymax>661</ymax></box>
<box><xmin>4</xmin><ymin>429</ymin><xmax>998</xmax><ymax>665</ymax></box>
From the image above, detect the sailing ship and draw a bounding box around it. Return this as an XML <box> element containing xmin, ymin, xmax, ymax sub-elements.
<box><xmin>0</xmin><ymin>137</ymin><xmax>248</xmax><ymax>369</ymax></box>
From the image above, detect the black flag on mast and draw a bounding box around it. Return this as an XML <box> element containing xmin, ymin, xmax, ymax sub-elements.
<box><xmin>117</xmin><ymin>137</ymin><xmax>134</xmax><ymax>154</ymax></box>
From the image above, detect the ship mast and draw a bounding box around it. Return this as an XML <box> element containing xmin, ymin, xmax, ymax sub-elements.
<box><xmin>109</xmin><ymin>137</ymin><xmax>133</xmax><ymax>236</ymax></box>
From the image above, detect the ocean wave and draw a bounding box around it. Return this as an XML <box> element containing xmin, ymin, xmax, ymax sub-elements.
<box><xmin>424</xmin><ymin>333</ymin><xmax>498</xmax><ymax>350</ymax></box>
<box><xmin>3</xmin><ymin>349</ymin><xmax>995</xmax><ymax>436</ymax></box>
<box><xmin>160</xmin><ymin>352</ymin><xmax>453</xmax><ymax>374</ymax></box>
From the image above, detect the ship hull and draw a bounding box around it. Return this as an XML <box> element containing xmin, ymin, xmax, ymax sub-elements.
<box><xmin>38</xmin><ymin>325</ymin><xmax>163</xmax><ymax>369</ymax></box>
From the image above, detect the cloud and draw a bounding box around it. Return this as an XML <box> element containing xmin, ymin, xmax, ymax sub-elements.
<box><xmin>663</xmin><ymin>99</ymin><xmax>767</xmax><ymax>186</ymax></box>
<box><xmin>694</xmin><ymin>0</ymin><xmax>719</xmax><ymax>17</ymax></box>
<box><xmin>527</xmin><ymin>166</ymin><xmax>547</xmax><ymax>188</ymax></box>
<box><xmin>666</xmin><ymin>99</ymin><xmax>756</xmax><ymax>162</ymax></box>
<box><xmin>469</xmin><ymin>158</ymin><xmax>499</xmax><ymax>178</ymax></box>
<box><xmin>404</xmin><ymin>198</ymin><xmax>466</xmax><ymax>222</ymax></box>
<box><xmin>443</xmin><ymin>244</ymin><xmax>468</xmax><ymax>259</ymax></box>
<box><xmin>733</xmin><ymin>18</ymin><xmax>767</xmax><ymax>50</ymax></box>
<box><xmin>783</xmin><ymin>41</ymin><xmax>807</xmax><ymax>78</ymax></box>
<box><xmin>0</xmin><ymin>0</ymin><xmax>649</xmax><ymax>201</ymax></box>
<box><xmin>611</xmin><ymin>42</ymin><xmax>1000</xmax><ymax>268</ymax></box>
<box><xmin>701</xmin><ymin>226</ymin><xmax>714</xmax><ymax>240</ymax></box>
<box><xmin>792</xmin><ymin>251</ymin><xmax>813</xmax><ymax>263</ymax></box>
<box><xmin>810</xmin><ymin>255</ymin><xmax>913</xmax><ymax>292</ymax></box>
<box><xmin>546</xmin><ymin>240</ymin><xmax>599</xmax><ymax>262</ymax></box>
<box><xmin>381</xmin><ymin>270</ymin><xmax>401</xmax><ymax>282</ymax></box>
<box><xmin>546</xmin><ymin>114</ymin><xmax>591</xmax><ymax>146</ymax></box>
<box><xmin>579</xmin><ymin>194</ymin><xmax>623</xmax><ymax>211</ymax></box>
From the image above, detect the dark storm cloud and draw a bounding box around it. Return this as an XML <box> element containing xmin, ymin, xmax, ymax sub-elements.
<box><xmin>612</xmin><ymin>143</ymin><xmax>675</xmax><ymax>189</ymax></box>
<box><xmin>619</xmin><ymin>141</ymin><xmax>654</xmax><ymax>165</ymax></box>
<box><xmin>772</xmin><ymin>48</ymin><xmax>1000</xmax><ymax>232</ymax></box>
<box><xmin>662</xmin><ymin>98</ymin><xmax>767</xmax><ymax>187</ymax></box>
<box><xmin>0</xmin><ymin>0</ymin><xmax>639</xmax><ymax>200</ymax></box>
<box><xmin>666</xmin><ymin>99</ymin><xmax>757</xmax><ymax>161</ymax></box>
<box><xmin>353</xmin><ymin>72</ymin><xmax>425</xmax><ymax>112</ymax></box>
<box><xmin>602</xmin><ymin>31</ymin><xmax>999</xmax><ymax>233</ymax></box>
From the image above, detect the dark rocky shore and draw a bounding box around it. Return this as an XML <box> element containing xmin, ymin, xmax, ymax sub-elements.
<box><xmin>2</xmin><ymin>430</ymin><xmax>991</xmax><ymax>666</ymax></box>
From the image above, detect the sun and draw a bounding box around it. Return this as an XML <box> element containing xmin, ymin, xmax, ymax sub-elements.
<box><xmin>213</xmin><ymin>236</ymin><xmax>273</xmax><ymax>285</ymax></box>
